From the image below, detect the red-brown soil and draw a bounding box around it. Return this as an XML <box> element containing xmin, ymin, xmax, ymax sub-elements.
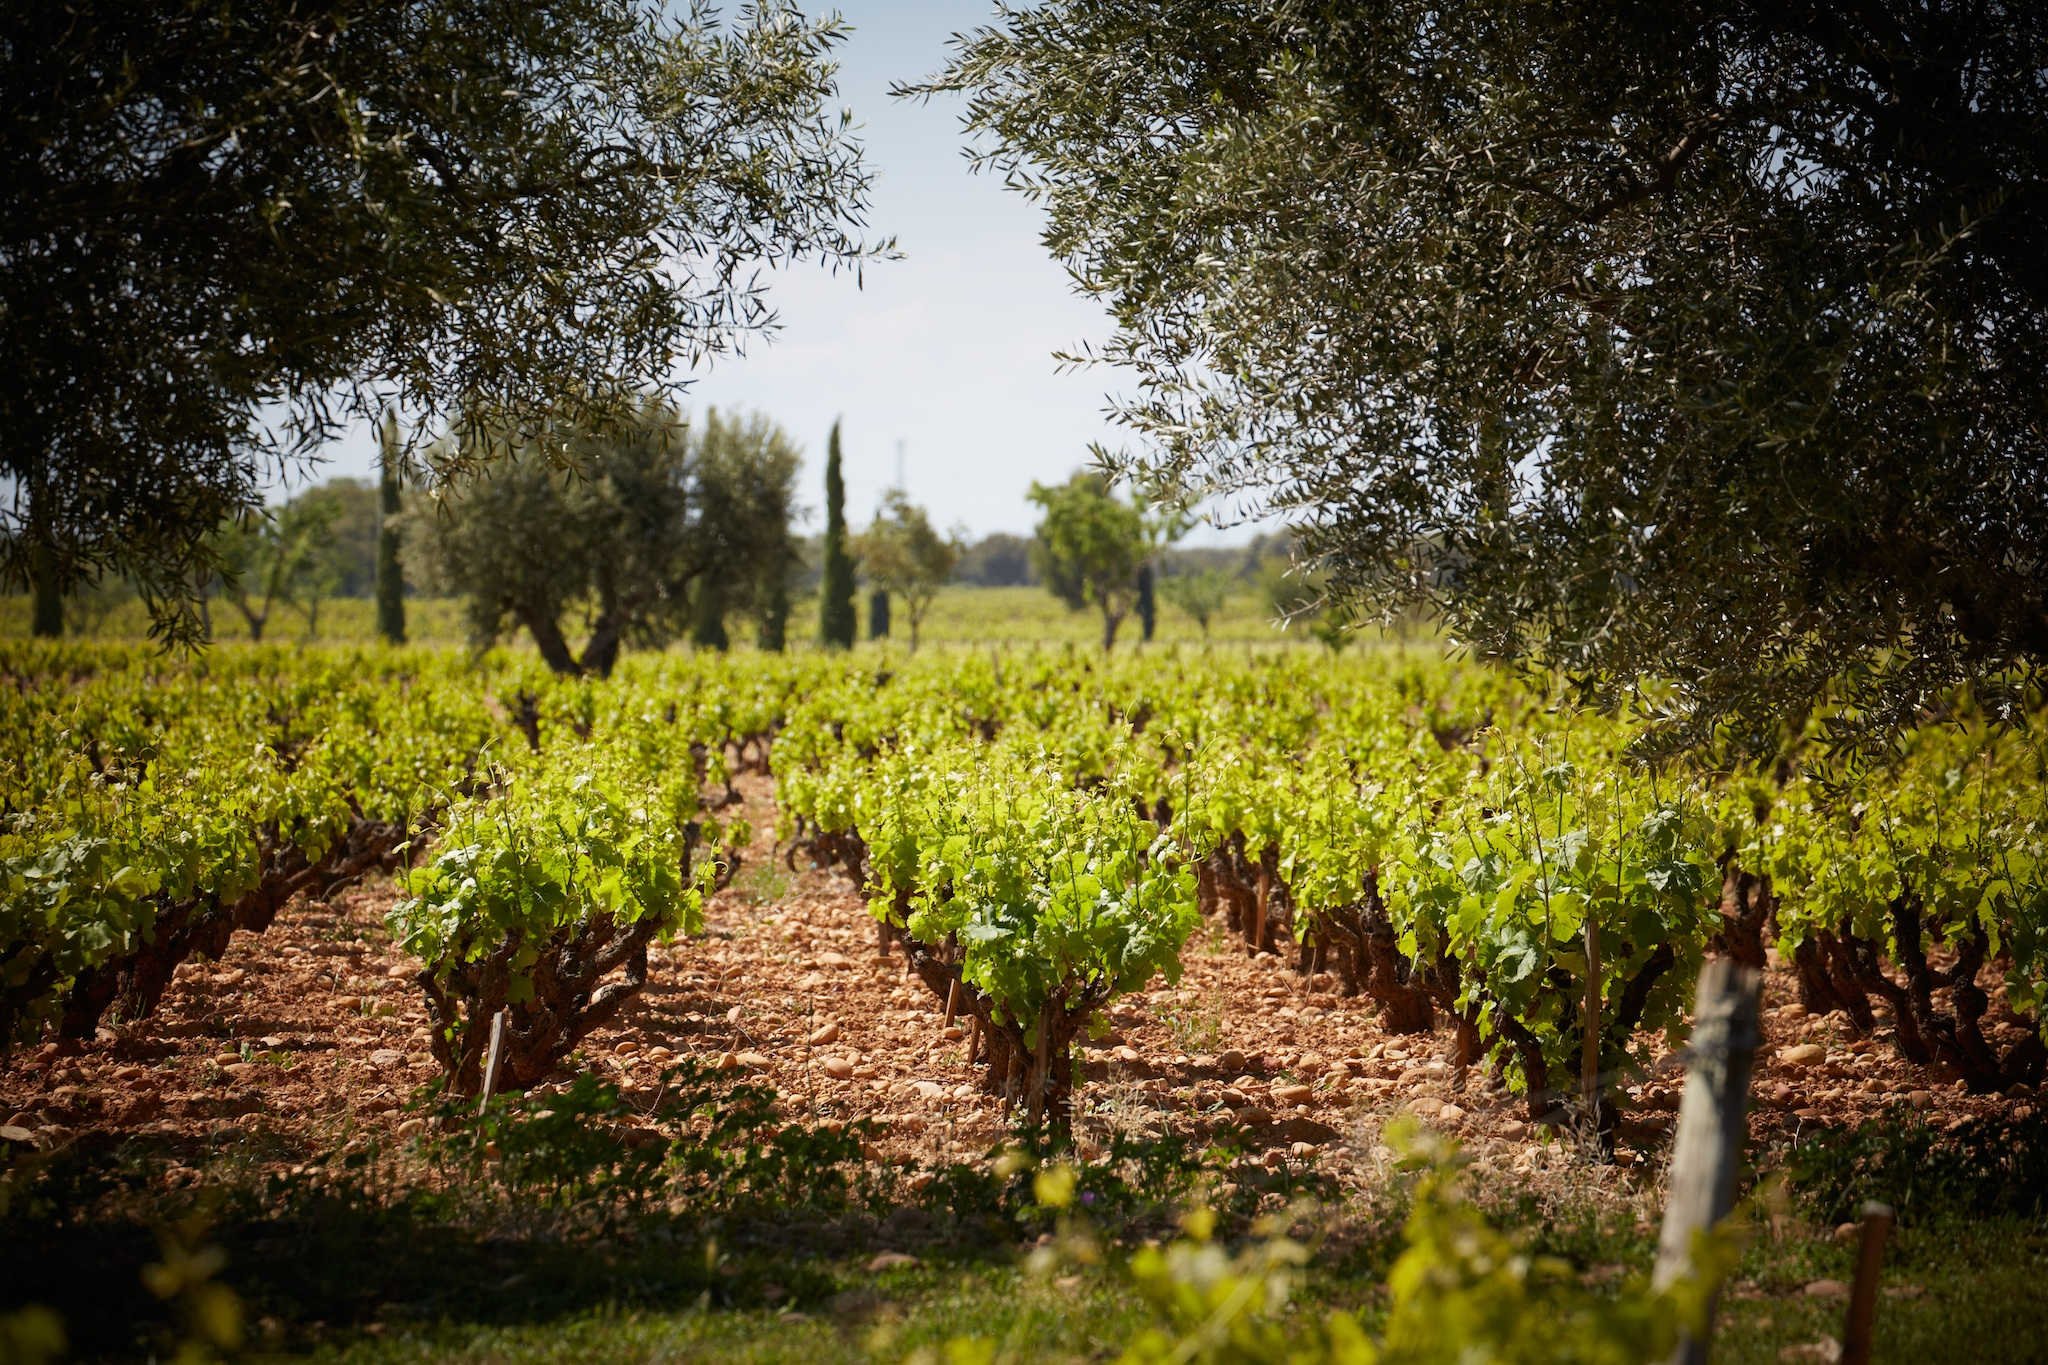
<box><xmin>2</xmin><ymin>776</ymin><xmax>2036</xmax><ymax>1189</ymax></box>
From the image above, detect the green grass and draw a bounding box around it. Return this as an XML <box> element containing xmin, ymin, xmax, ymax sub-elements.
<box><xmin>1714</xmin><ymin>1213</ymin><xmax>2048</xmax><ymax>1364</ymax></box>
<box><xmin>0</xmin><ymin>592</ymin><xmax>475</xmax><ymax>645</ymax></box>
<box><xmin>0</xmin><ymin>583</ymin><xmax>1398</xmax><ymax>653</ymax></box>
<box><xmin>908</xmin><ymin>585</ymin><xmax>1303</xmax><ymax>647</ymax></box>
<box><xmin>313</xmin><ymin>1264</ymin><xmax>1155</xmax><ymax>1365</ymax></box>
<box><xmin>281</xmin><ymin>1211</ymin><xmax>2047</xmax><ymax>1365</ymax></box>
<box><xmin>9</xmin><ymin>1131</ymin><xmax>2037</xmax><ymax>1365</ymax></box>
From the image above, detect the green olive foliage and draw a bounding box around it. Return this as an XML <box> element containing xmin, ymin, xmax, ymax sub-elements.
<box><xmin>927</xmin><ymin>1</ymin><xmax>2048</xmax><ymax>757</ymax></box>
<box><xmin>2</xmin><ymin>0</ymin><xmax>880</xmax><ymax>642</ymax></box>
<box><xmin>404</xmin><ymin>403</ymin><xmax>801</xmax><ymax>676</ymax></box>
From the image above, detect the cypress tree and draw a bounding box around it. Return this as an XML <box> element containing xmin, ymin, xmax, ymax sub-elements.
<box><xmin>374</xmin><ymin>412</ymin><xmax>407</xmax><ymax>645</ymax></box>
<box><xmin>869</xmin><ymin>588</ymin><xmax>890</xmax><ymax>640</ymax></box>
<box><xmin>1135</xmin><ymin>564</ymin><xmax>1156</xmax><ymax>642</ymax></box>
<box><xmin>819</xmin><ymin>420</ymin><xmax>857</xmax><ymax>648</ymax></box>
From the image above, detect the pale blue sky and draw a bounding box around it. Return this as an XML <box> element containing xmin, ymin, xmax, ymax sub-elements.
<box><xmin>305</xmin><ymin>1</ymin><xmax>1265</xmax><ymax>544</ymax></box>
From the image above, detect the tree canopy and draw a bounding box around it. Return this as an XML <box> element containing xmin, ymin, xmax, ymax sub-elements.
<box><xmin>857</xmin><ymin>490</ymin><xmax>962</xmax><ymax>652</ymax></box>
<box><xmin>1157</xmin><ymin>568</ymin><xmax>1232</xmax><ymax>638</ymax></box>
<box><xmin>405</xmin><ymin>404</ymin><xmax>799</xmax><ymax>676</ymax></box>
<box><xmin>1029</xmin><ymin>471</ymin><xmax>1150</xmax><ymax>649</ymax></box>
<box><xmin>930</xmin><ymin>0</ymin><xmax>2048</xmax><ymax>756</ymax></box>
<box><xmin>3</xmin><ymin>0</ymin><xmax>880</xmax><ymax>644</ymax></box>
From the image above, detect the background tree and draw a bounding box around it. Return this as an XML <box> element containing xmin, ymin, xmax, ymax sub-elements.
<box><xmin>61</xmin><ymin>571</ymin><xmax>136</xmax><ymax>638</ymax></box>
<box><xmin>1158</xmin><ymin>568</ymin><xmax>1232</xmax><ymax>638</ymax></box>
<box><xmin>954</xmin><ymin>532</ymin><xmax>1039</xmax><ymax>586</ymax></box>
<box><xmin>1259</xmin><ymin>555</ymin><xmax>1349</xmax><ymax>652</ymax></box>
<box><xmin>818</xmin><ymin>421</ymin><xmax>858</xmax><ymax>649</ymax></box>
<box><xmin>407</xmin><ymin>404</ymin><xmax>798</xmax><ymax>676</ymax></box>
<box><xmin>375</xmin><ymin>416</ymin><xmax>407</xmax><ymax>645</ymax></box>
<box><xmin>691</xmin><ymin>581</ymin><xmax>732</xmax><ymax>652</ymax></box>
<box><xmin>3</xmin><ymin>0</ymin><xmax>881</xmax><ymax>644</ymax></box>
<box><xmin>857</xmin><ymin>490</ymin><xmax>963</xmax><ymax>652</ymax></box>
<box><xmin>933</xmin><ymin>0</ymin><xmax>2048</xmax><ymax>756</ymax></box>
<box><xmin>691</xmin><ymin>409</ymin><xmax>806</xmax><ymax>652</ymax></box>
<box><xmin>211</xmin><ymin>499</ymin><xmax>340</xmax><ymax>643</ymax></box>
<box><xmin>1028</xmin><ymin>472</ymin><xmax>1147</xmax><ymax>649</ymax></box>
<box><xmin>1134</xmin><ymin>564</ymin><xmax>1156</xmax><ymax>642</ymax></box>
<box><xmin>868</xmin><ymin>589</ymin><xmax>892</xmax><ymax>641</ymax></box>
<box><xmin>285</xmin><ymin>479</ymin><xmax>380</xmax><ymax>598</ymax></box>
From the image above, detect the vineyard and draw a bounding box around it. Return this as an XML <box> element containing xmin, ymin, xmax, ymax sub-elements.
<box><xmin>5</xmin><ymin>640</ymin><xmax>2043</xmax><ymax>1171</ymax></box>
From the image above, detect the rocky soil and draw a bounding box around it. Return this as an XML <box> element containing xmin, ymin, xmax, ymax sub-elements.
<box><xmin>3</xmin><ymin>776</ymin><xmax>2037</xmax><ymax>1192</ymax></box>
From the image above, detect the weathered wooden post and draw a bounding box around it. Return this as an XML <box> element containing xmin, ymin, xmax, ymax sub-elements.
<box><xmin>1840</xmin><ymin>1201</ymin><xmax>1894</xmax><ymax>1365</ymax></box>
<box><xmin>1028</xmin><ymin>997</ymin><xmax>1055</xmax><ymax>1129</ymax></box>
<box><xmin>477</xmin><ymin>1008</ymin><xmax>510</xmax><ymax>1114</ymax></box>
<box><xmin>1582</xmin><ymin>917</ymin><xmax>1603</xmax><ymax>1121</ymax></box>
<box><xmin>1653</xmin><ymin>959</ymin><xmax>1763</xmax><ymax>1365</ymax></box>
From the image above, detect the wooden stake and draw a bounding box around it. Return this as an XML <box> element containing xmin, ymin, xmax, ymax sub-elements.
<box><xmin>1252</xmin><ymin>865</ymin><xmax>1270</xmax><ymax>954</ymax></box>
<box><xmin>1581</xmin><ymin>917</ymin><xmax>1602</xmax><ymax>1121</ymax></box>
<box><xmin>943</xmin><ymin>979</ymin><xmax>962</xmax><ymax>1030</ymax></box>
<box><xmin>1028</xmin><ymin>997</ymin><xmax>1054</xmax><ymax>1129</ymax></box>
<box><xmin>1652</xmin><ymin>959</ymin><xmax>1763</xmax><ymax>1365</ymax></box>
<box><xmin>1840</xmin><ymin>1201</ymin><xmax>1894</xmax><ymax>1365</ymax></box>
<box><xmin>965</xmin><ymin>1015</ymin><xmax>982</xmax><ymax>1067</ymax></box>
<box><xmin>478</xmin><ymin>1008</ymin><xmax>509</xmax><ymax>1114</ymax></box>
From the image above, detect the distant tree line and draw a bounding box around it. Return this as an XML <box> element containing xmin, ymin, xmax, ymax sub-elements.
<box><xmin>36</xmin><ymin>434</ymin><xmax>1307</xmax><ymax>658</ymax></box>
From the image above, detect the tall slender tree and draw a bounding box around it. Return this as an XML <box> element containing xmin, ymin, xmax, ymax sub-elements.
<box><xmin>27</xmin><ymin>499</ymin><xmax>59</xmax><ymax>637</ymax></box>
<box><xmin>818</xmin><ymin>420</ymin><xmax>857</xmax><ymax>648</ymax></box>
<box><xmin>374</xmin><ymin>414</ymin><xmax>407</xmax><ymax>645</ymax></box>
<box><xmin>690</xmin><ymin>579</ymin><xmax>730</xmax><ymax>651</ymax></box>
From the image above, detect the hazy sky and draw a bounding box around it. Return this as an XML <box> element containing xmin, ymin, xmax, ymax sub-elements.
<box><xmin>306</xmin><ymin>0</ymin><xmax>1265</xmax><ymax>545</ymax></box>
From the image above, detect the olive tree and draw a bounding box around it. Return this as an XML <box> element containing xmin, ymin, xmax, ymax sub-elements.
<box><xmin>210</xmin><ymin>499</ymin><xmax>341</xmax><ymax>643</ymax></box>
<box><xmin>407</xmin><ymin>405</ymin><xmax>800</xmax><ymax>676</ymax></box>
<box><xmin>1157</xmin><ymin>568</ymin><xmax>1232</xmax><ymax>638</ymax></box>
<box><xmin>857</xmin><ymin>491</ymin><xmax>962</xmax><ymax>651</ymax></box>
<box><xmin>930</xmin><ymin>0</ymin><xmax>2048</xmax><ymax>756</ymax></box>
<box><xmin>2</xmin><ymin>0</ymin><xmax>881</xmax><ymax>644</ymax></box>
<box><xmin>1028</xmin><ymin>472</ymin><xmax>1148</xmax><ymax>649</ymax></box>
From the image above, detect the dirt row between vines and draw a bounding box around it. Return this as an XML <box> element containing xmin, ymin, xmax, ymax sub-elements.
<box><xmin>3</xmin><ymin>774</ymin><xmax>2037</xmax><ymax>1196</ymax></box>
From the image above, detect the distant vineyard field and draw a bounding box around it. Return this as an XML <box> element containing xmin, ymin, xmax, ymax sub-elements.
<box><xmin>0</xmin><ymin>584</ymin><xmax>1328</xmax><ymax>650</ymax></box>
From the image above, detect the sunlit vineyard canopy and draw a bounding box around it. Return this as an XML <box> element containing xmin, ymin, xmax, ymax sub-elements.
<box><xmin>925</xmin><ymin>0</ymin><xmax>2048</xmax><ymax>758</ymax></box>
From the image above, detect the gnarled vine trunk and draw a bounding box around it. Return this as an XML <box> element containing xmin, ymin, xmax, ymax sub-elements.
<box><xmin>902</xmin><ymin>938</ymin><xmax>1104</xmax><ymax>1140</ymax></box>
<box><xmin>420</xmin><ymin>820</ymin><xmax>730</xmax><ymax>1095</ymax></box>
<box><xmin>422</xmin><ymin>915</ymin><xmax>658</xmax><ymax>1094</ymax></box>
<box><xmin>54</xmin><ymin>812</ymin><xmax>409</xmax><ymax>1041</ymax></box>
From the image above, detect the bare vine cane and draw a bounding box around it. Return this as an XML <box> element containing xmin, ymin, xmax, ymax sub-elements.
<box><xmin>1653</xmin><ymin>959</ymin><xmax>1763</xmax><ymax>1365</ymax></box>
<box><xmin>477</xmin><ymin>1008</ymin><xmax>509</xmax><ymax>1115</ymax></box>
